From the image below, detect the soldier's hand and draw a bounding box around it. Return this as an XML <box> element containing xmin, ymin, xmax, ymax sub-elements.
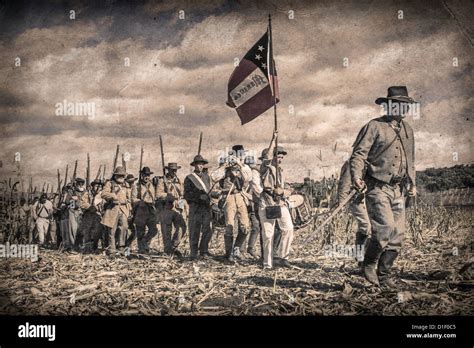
<box><xmin>274</xmin><ymin>187</ymin><xmax>284</xmax><ymax>196</ymax></box>
<box><xmin>354</xmin><ymin>178</ymin><xmax>366</xmax><ymax>192</ymax></box>
<box><xmin>408</xmin><ymin>186</ymin><xmax>417</xmax><ymax>197</ymax></box>
<box><xmin>199</xmin><ymin>194</ymin><xmax>208</xmax><ymax>201</ymax></box>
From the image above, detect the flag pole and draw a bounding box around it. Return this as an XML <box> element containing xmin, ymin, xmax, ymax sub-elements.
<box><xmin>268</xmin><ymin>13</ymin><xmax>279</xmax><ymax>188</ymax></box>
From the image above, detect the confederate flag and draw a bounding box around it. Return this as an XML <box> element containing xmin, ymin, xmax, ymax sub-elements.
<box><xmin>226</xmin><ymin>25</ymin><xmax>279</xmax><ymax>125</ymax></box>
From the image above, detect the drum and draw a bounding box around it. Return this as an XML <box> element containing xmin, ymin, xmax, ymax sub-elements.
<box><xmin>288</xmin><ymin>194</ymin><xmax>314</xmax><ymax>230</ymax></box>
<box><xmin>211</xmin><ymin>203</ymin><xmax>226</xmax><ymax>228</ymax></box>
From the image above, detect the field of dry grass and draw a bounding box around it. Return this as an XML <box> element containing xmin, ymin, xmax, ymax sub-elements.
<box><xmin>0</xmin><ymin>204</ymin><xmax>472</xmax><ymax>316</ymax></box>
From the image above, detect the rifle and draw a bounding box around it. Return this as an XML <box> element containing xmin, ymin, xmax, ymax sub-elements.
<box><xmin>138</xmin><ymin>145</ymin><xmax>144</xmax><ymax>199</ymax></box>
<box><xmin>57</xmin><ymin>169</ymin><xmax>61</xmax><ymax>193</ymax></box>
<box><xmin>72</xmin><ymin>160</ymin><xmax>78</xmax><ymax>182</ymax></box>
<box><xmin>95</xmin><ymin>164</ymin><xmax>102</xmax><ymax>181</ymax></box>
<box><xmin>102</xmin><ymin>165</ymin><xmax>106</xmax><ymax>182</ymax></box>
<box><xmin>86</xmin><ymin>153</ymin><xmax>91</xmax><ymax>188</ymax></box>
<box><xmin>159</xmin><ymin>135</ymin><xmax>166</xmax><ymax>177</ymax></box>
<box><xmin>112</xmin><ymin>145</ymin><xmax>120</xmax><ymax>174</ymax></box>
<box><xmin>122</xmin><ymin>153</ymin><xmax>127</xmax><ymax>172</ymax></box>
<box><xmin>302</xmin><ymin>189</ymin><xmax>358</xmax><ymax>245</ymax></box>
<box><xmin>198</xmin><ymin>132</ymin><xmax>203</xmax><ymax>155</ymax></box>
<box><xmin>63</xmin><ymin>164</ymin><xmax>69</xmax><ymax>189</ymax></box>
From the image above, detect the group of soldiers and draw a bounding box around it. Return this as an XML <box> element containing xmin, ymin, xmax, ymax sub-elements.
<box><xmin>4</xmin><ymin>133</ymin><xmax>295</xmax><ymax>270</ymax></box>
<box><xmin>3</xmin><ymin>86</ymin><xmax>417</xmax><ymax>287</ymax></box>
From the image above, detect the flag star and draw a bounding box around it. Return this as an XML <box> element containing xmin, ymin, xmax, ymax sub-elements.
<box><xmin>258</xmin><ymin>45</ymin><xmax>264</xmax><ymax>51</ymax></box>
<box><xmin>255</xmin><ymin>54</ymin><xmax>262</xmax><ymax>60</ymax></box>
<box><xmin>261</xmin><ymin>63</ymin><xmax>266</xmax><ymax>69</ymax></box>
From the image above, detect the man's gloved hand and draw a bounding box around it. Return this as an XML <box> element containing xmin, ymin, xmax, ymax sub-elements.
<box><xmin>407</xmin><ymin>186</ymin><xmax>417</xmax><ymax>197</ymax></box>
<box><xmin>199</xmin><ymin>194</ymin><xmax>209</xmax><ymax>201</ymax></box>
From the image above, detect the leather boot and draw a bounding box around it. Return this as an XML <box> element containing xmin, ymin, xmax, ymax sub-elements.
<box><xmin>355</xmin><ymin>232</ymin><xmax>368</xmax><ymax>263</ymax></box>
<box><xmin>363</xmin><ymin>238</ymin><xmax>383</xmax><ymax>286</ymax></box>
<box><xmin>224</xmin><ymin>234</ymin><xmax>234</xmax><ymax>262</ymax></box>
<box><xmin>378</xmin><ymin>250</ymin><xmax>399</xmax><ymax>289</ymax></box>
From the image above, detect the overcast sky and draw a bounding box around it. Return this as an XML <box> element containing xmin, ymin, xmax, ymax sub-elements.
<box><xmin>0</xmin><ymin>0</ymin><xmax>472</xmax><ymax>188</ymax></box>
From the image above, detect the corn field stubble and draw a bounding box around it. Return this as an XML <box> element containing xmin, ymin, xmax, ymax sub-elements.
<box><xmin>0</xmin><ymin>204</ymin><xmax>472</xmax><ymax>316</ymax></box>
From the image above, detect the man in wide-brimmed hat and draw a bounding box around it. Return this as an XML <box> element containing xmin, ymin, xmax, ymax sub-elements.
<box><xmin>130</xmin><ymin>166</ymin><xmax>160</xmax><ymax>254</ymax></box>
<box><xmin>350</xmin><ymin>86</ymin><xmax>417</xmax><ymax>288</ymax></box>
<box><xmin>101</xmin><ymin>166</ymin><xmax>131</xmax><ymax>255</ymax></box>
<box><xmin>243</xmin><ymin>152</ymin><xmax>264</xmax><ymax>259</ymax></box>
<box><xmin>61</xmin><ymin>177</ymin><xmax>86</xmax><ymax>252</ymax></box>
<box><xmin>80</xmin><ymin>179</ymin><xmax>105</xmax><ymax>253</ymax></box>
<box><xmin>31</xmin><ymin>193</ymin><xmax>53</xmax><ymax>246</ymax></box>
<box><xmin>157</xmin><ymin>162</ymin><xmax>186</xmax><ymax>257</ymax></box>
<box><xmin>184</xmin><ymin>154</ymin><xmax>214</xmax><ymax>260</ymax></box>
<box><xmin>258</xmin><ymin>138</ymin><xmax>294</xmax><ymax>270</ymax></box>
<box><xmin>218</xmin><ymin>150</ymin><xmax>252</xmax><ymax>263</ymax></box>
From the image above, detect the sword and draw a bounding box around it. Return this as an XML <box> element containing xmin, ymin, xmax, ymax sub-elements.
<box><xmin>303</xmin><ymin>188</ymin><xmax>359</xmax><ymax>245</ymax></box>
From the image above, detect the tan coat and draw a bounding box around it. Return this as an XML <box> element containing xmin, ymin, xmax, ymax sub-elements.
<box><xmin>101</xmin><ymin>180</ymin><xmax>131</xmax><ymax>228</ymax></box>
<box><xmin>350</xmin><ymin>116</ymin><xmax>415</xmax><ymax>186</ymax></box>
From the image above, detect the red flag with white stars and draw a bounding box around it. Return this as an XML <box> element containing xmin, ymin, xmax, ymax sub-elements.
<box><xmin>226</xmin><ymin>26</ymin><xmax>279</xmax><ymax>125</ymax></box>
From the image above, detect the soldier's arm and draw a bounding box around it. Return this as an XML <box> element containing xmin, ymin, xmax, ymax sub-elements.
<box><xmin>350</xmin><ymin>121</ymin><xmax>377</xmax><ymax>184</ymax></box>
<box><xmin>156</xmin><ymin>177</ymin><xmax>167</xmax><ymax>200</ymax></box>
<box><xmin>79</xmin><ymin>192</ymin><xmax>91</xmax><ymax>210</ymax></box>
<box><xmin>250</xmin><ymin>168</ymin><xmax>263</xmax><ymax>196</ymax></box>
<box><xmin>101</xmin><ymin>182</ymin><xmax>117</xmax><ymax>201</ymax></box>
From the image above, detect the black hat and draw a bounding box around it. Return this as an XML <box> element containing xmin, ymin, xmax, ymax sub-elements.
<box><xmin>375</xmin><ymin>86</ymin><xmax>418</xmax><ymax>105</ymax></box>
<box><xmin>232</xmin><ymin>145</ymin><xmax>245</xmax><ymax>152</ymax></box>
<box><xmin>258</xmin><ymin>148</ymin><xmax>269</xmax><ymax>160</ymax></box>
<box><xmin>75</xmin><ymin>177</ymin><xmax>85</xmax><ymax>184</ymax></box>
<box><xmin>165</xmin><ymin>162</ymin><xmax>181</xmax><ymax>170</ymax></box>
<box><xmin>125</xmin><ymin>174</ymin><xmax>137</xmax><ymax>182</ymax></box>
<box><xmin>190</xmin><ymin>155</ymin><xmax>208</xmax><ymax>166</ymax></box>
<box><xmin>91</xmin><ymin>179</ymin><xmax>105</xmax><ymax>186</ymax></box>
<box><xmin>113</xmin><ymin>166</ymin><xmax>127</xmax><ymax>177</ymax></box>
<box><xmin>40</xmin><ymin>193</ymin><xmax>47</xmax><ymax>200</ymax></box>
<box><xmin>273</xmin><ymin>146</ymin><xmax>287</xmax><ymax>156</ymax></box>
<box><xmin>140</xmin><ymin>166</ymin><xmax>153</xmax><ymax>176</ymax></box>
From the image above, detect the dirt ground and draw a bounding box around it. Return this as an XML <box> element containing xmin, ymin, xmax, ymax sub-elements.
<box><xmin>0</xmin><ymin>206</ymin><xmax>472</xmax><ymax>316</ymax></box>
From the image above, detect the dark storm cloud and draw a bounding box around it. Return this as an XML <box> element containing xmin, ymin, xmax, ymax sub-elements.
<box><xmin>0</xmin><ymin>0</ymin><xmax>472</xmax><ymax>184</ymax></box>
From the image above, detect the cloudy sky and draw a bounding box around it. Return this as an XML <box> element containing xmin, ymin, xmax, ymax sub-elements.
<box><xmin>0</xmin><ymin>0</ymin><xmax>472</xmax><ymax>188</ymax></box>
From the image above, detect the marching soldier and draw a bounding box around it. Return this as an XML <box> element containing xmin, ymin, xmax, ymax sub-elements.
<box><xmin>157</xmin><ymin>162</ymin><xmax>187</xmax><ymax>257</ymax></box>
<box><xmin>131</xmin><ymin>167</ymin><xmax>160</xmax><ymax>254</ymax></box>
<box><xmin>184</xmin><ymin>155</ymin><xmax>214</xmax><ymax>260</ymax></box>
<box><xmin>259</xmin><ymin>141</ymin><xmax>295</xmax><ymax>270</ymax></box>
<box><xmin>80</xmin><ymin>179</ymin><xmax>105</xmax><ymax>253</ymax></box>
<box><xmin>243</xmin><ymin>154</ymin><xmax>264</xmax><ymax>259</ymax></box>
<box><xmin>124</xmin><ymin>174</ymin><xmax>138</xmax><ymax>248</ymax></box>
<box><xmin>101</xmin><ymin>167</ymin><xmax>131</xmax><ymax>255</ymax></box>
<box><xmin>61</xmin><ymin>178</ymin><xmax>86</xmax><ymax>252</ymax></box>
<box><xmin>31</xmin><ymin>193</ymin><xmax>53</xmax><ymax>246</ymax></box>
<box><xmin>218</xmin><ymin>154</ymin><xmax>252</xmax><ymax>263</ymax></box>
<box><xmin>350</xmin><ymin>86</ymin><xmax>417</xmax><ymax>288</ymax></box>
<box><xmin>337</xmin><ymin>160</ymin><xmax>371</xmax><ymax>263</ymax></box>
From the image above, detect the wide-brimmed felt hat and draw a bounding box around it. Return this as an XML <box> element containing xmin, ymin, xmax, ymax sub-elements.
<box><xmin>75</xmin><ymin>177</ymin><xmax>86</xmax><ymax>184</ymax></box>
<box><xmin>232</xmin><ymin>144</ymin><xmax>245</xmax><ymax>152</ymax></box>
<box><xmin>375</xmin><ymin>86</ymin><xmax>418</xmax><ymax>105</ymax></box>
<box><xmin>190</xmin><ymin>155</ymin><xmax>208</xmax><ymax>166</ymax></box>
<box><xmin>258</xmin><ymin>148</ymin><xmax>269</xmax><ymax>160</ymax></box>
<box><xmin>91</xmin><ymin>179</ymin><xmax>105</xmax><ymax>186</ymax></box>
<box><xmin>113</xmin><ymin>166</ymin><xmax>127</xmax><ymax>177</ymax></box>
<box><xmin>165</xmin><ymin>162</ymin><xmax>181</xmax><ymax>170</ymax></box>
<box><xmin>125</xmin><ymin>174</ymin><xmax>137</xmax><ymax>182</ymax></box>
<box><xmin>273</xmin><ymin>146</ymin><xmax>287</xmax><ymax>156</ymax></box>
<box><xmin>140</xmin><ymin>166</ymin><xmax>153</xmax><ymax>176</ymax></box>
